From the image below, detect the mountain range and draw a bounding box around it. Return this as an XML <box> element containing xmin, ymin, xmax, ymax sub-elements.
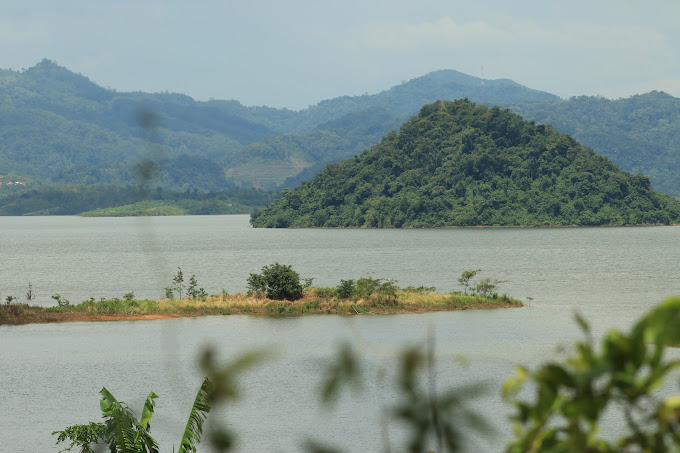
<box><xmin>1</xmin><ymin>59</ymin><xmax>679</xmax><ymax>200</ymax></box>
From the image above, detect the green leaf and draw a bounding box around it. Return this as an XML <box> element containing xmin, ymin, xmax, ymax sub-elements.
<box><xmin>139</xmin><ymin>392</ymin><xmax>158</xmax><ymax>428</ymax></box>
<box><xmin>178</xmin><ymin>377</ymin><xmax>212</xmax><ymax>453</ymax></box>
<box><xmin>503</xmin><ymin>366</ymin><xmax>528</xmax><ymax>400</ymax></box>
<box><xmin>639</xmin><ymin>297</ymin><xmax>680</xmax><ymax>345</ymax></box>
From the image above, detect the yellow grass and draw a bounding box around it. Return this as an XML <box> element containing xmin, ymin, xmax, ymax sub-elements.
<box><xmin>0</xmin><ymin>289</ymin><xmax>523</xmax><ymax>326</ymax></box>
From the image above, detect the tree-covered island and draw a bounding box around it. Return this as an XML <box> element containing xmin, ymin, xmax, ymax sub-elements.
<box><xmin>251</xmin><ymin>99</ymin><xmax>680</xmax><ymax>228</ymax></box>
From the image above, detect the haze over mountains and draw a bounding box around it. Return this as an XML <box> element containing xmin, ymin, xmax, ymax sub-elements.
<box><xmin>1</xmin><ymin>59</ymin><xmax>679</xmax><ymax>200</ymax></box>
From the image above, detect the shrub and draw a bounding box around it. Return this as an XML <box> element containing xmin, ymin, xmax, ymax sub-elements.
<box><xmin>457</xmin><ymin>269</ymin><xmax>506</xmax><ymax>298</ymax></box>
<box><xmin>187</xmin><ymin>274</ymin><xmax>208</xmax><ymax>300</ymax></box>
<box><xmin>51</xmin><ymin>294</ymin><xmax>70</xmax><ymax>307</ymax></box>
<box><xmin>354</xmin><ymin>277</ymin><xmax>399</xmax><ymax>306</ymax></box>
<box><xmin>474</xmin><ymin>277</ymin><xmax>506</xmax><ymax>298</ymax></box>
<box><xmin>313</xmin><ymin>287</ymin><xmax>337</xmax><ymax>299</ymax></box>
<box><xmin>402</xmin><ymin>285</ymin><xmax>436</xmax><ymax>293</ymax></box>
<box><xmin>247</xmin><ymin>262</ymin><xmax>305</xmax><ymax>301</ymax></box>
<box><xmin>336</xmin><ymin>279</ymin><xmax>355</xmax><ymax>299</ymax></box>
<box><xmin>505</xmin><ymin>297</ymin><xmax>680</xmax><ymax>451</ymax></box>
<box><xmin>457</xmin><ymin>269</ymin><xmax>481</xmax><ymax>295</ymax></box>
<box><xmin>26</xmin><ymin>282</ymin><xmax>35</xmax><ymax>301</ymax></box>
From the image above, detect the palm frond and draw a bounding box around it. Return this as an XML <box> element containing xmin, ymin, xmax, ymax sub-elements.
<box><xmin>139</xmin><ymin>391</ymin><xmax>159</xmax><ymax>429</ymax></box>
<box><xmin>178</xmin><ymin>377</ymin><xmax>213</xmax><ymax>453</ymax></box>
<box><xmin>99</xmin><ymin>387</ymin><xmax>159</xmax><ymax>453</ymax></box>
<box><xmin>100</xmin><ymin>388</ymin><xmax>133</xmax><ymax>453</ymax></box>
<box><xmin>136</xmin><ymin>392</ymin><xmax>160</xmax><ymax>453</ymax></box>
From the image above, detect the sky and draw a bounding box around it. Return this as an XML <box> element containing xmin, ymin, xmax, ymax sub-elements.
<box><xmin>2</xmin><ymin>0</ymin><xmax>679</xmax><ymax>110</ymax></box>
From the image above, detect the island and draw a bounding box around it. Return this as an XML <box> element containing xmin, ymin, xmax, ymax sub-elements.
<box><xmin>251</xmin><ymin>99</ymin><xmax>680</xmax><ymax>228</ymax></box>
<box><xmin>0</xmin><ymin>288</ymin><xmax>522</xmax><ymax>326</ymax></box>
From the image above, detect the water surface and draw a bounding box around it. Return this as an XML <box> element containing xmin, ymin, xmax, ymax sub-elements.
<box><xmin>1</xmin><ymin>216</ymin><xmax>679</xmax><ymax>451</ymax></box>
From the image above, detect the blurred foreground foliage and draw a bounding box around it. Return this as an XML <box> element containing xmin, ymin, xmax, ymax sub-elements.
<box><xmin>504</xmin><ymin>297</ymin><xmax>680</xmax><ymax>452</ymax></box>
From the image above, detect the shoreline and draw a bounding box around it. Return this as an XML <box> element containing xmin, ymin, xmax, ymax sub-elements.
<box><xmin>0</xmin><ymin>290</ymin><xmax>523</xmax><ymax>326</ymax></box>
<box><xmin>250</xmin><ymin>222</ymin><xmax>680</xmax><ymax>229</ymax></box>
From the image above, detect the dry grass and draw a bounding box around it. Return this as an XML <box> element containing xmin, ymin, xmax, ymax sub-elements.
<box><xmin>0</xmin><ymin>290</ymin><xmax>523</xmax><ymax>326</ymax></box>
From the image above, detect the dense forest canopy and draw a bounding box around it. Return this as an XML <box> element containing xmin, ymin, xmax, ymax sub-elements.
<box><xmin>515</xmin><ymin>91</ymin><xmax>680</xmax><ymax>197</ymax></box>
<box><xmin>251</xmin><ymin>100</ymin><xmax>680</xmax><ymax>228</ymax></box>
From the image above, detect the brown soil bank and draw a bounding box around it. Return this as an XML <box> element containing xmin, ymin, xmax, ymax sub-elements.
<box><xmin>0</xmin><ymin>289</ymin><xmax>523</xmax><ymax>326</ymax></box>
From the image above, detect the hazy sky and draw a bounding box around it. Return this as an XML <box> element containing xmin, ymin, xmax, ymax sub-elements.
<box><xmin>2</xmin><ymin>0</ymin><xmax>679</xmax><ymax>109</ymax></box>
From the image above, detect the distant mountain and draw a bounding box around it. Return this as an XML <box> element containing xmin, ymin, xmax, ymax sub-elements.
<box><xmin>2</xmin><ymin>59</ymin><xmax>680</xmax><ymax>200</ymax></box>
<box><xmin>251</xmin><ymin>100</ymin><xmax>680</xmax><ymax>228</ymax></box>
<box><xmin>294</xmin><ymin>69</ymin><xmax>559</xmax><ymax>132</ymax></box>
<box><xmin>0</xmin><ymin>59</ymin><xmax>281</xmax><ymax>191</ymax></box>
<box><xmin>0</xmin><ymin>60</ymin><xmax>559</xmax><ymax>191</ymax></box>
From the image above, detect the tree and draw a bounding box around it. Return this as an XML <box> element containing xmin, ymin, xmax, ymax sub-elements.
<box><xmin>52</xmin><ymin>422</ymin><xmax>106</xmax><ymax>453</ymax></box>
<box><xmin>54</xmin><ymin>378</ymin><xmax>212</xmax><ymax>453</ymax></box>
<box><xmin>457</xmin><ymin>269</ymin><xmax>481</xmax><ymax>295</ymax></box>
<box><xmin>178</xmin><ymin>377</ymin><xmax>212</xmax><ymax>453</ymax></box>
<box><xmin>173</xmin><ymin>267</ymin><xmax>185</xmax><ymax>300</ymax></box>
<box><xmin>52</xmin><ymin>293</ymin><xmax>70</xmax><ymax>307</ymax></box>
<box><xmin>187</xmin><ymin>274</ymin><xmax>208</xmax><ymax>300</ymax></box>
<box><xmin>247</xmin><ymin>262</ymin><xmax>305</xmax><ymax>300</ymax></box>
<box><xmin>26</xmin><ymin>281</ymin><xmax>35</xmax><ymax>301</ymax></box>
<box><xmin>99</xmin><ymin>387</ymin><xmax>159</xmax><ymax>453</ymax></box>
<box><xmin>51</xmin><ymin>298</ymin><xmax>680</xmax><ymax>452</ymax></box>
<box><xmin>473</xmin><ymin>277</ymin><xmax>505</xmax><ymax>298</ymax></box>
<box><xmin>336</xmin><ymin>279</ymin><xmax>355</xmax><ymax>299</ymax></box>
<box><xmin>188</xmin><ymin>275</ymin><xmax>198</xmax><ymax>299</ymax></box>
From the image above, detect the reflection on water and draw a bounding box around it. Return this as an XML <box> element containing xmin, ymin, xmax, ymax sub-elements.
<box><xmin>1</xmin><ymin>216</ymin><xmax>679</xmax><ymax>451</ymax></box>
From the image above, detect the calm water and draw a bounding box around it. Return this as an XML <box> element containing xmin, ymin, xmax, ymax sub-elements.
<box><xmin>1</xmin><ymin>215</ymin><xmax>679</xmax><ymax>452</ymax></box>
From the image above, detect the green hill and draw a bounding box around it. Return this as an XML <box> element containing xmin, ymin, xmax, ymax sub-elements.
<box><xmin>250</xmin><ymin>100</ymin><xmax>680</xmax><ymax>228</ymax></box>
<box><xmin>224</xmin><ymin>81</ymin><xmax>680</xmax><ymax>195</ymax></box>
<box><xmin>514</xmin><ymin>92</ymin><xmax>680</xmax><ymax>198</ymax></box>
<box><xmin>246</xmin><ymin>90</ymin><xmax>680</xmax><ymax>194</ymax></box>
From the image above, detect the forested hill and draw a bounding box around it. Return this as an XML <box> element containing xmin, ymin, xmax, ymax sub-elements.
<box><xmin>250</xmin><ymin>100</ymin><xmax>680</xmax><ymax>228</ymax></box>
<box><xmin>257</xmin><ymin>91</ymin><xmax>680</xmax><ymax>195</ymax></box>
<box><xmin>233</xmin><ymin>71</ymin><xmax>560</xmax><ymax>189</ymax></box>
<box><xmin>514</xmin><ymin>91</ymin><xmax>680</xmax><ymax>197</ymax></box>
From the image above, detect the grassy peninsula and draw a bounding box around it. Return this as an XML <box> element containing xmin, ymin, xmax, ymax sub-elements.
<box><xmin>1</xmin><ymin>266</ymin><xmax>521</xmax><ymax>325</ymax></box>
<box><xmin>0</xmin><ymin>289</ymin><xmax>522</xmax><ymax>326</ymax></box>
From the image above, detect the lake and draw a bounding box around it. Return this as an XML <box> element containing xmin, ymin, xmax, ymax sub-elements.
<box><xmin>1</xmin><ymin>215</ymin><xmax>679</xmax><ymax>451</ymax></box>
